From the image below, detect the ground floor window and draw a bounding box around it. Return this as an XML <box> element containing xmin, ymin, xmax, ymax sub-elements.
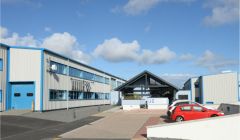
<box><xmin>49</xmin><ymin>90</ymin><xmax>67</xmax><ymax>101</ymax></box>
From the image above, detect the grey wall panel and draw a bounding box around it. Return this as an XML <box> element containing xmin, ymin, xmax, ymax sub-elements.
<box><xmin>0</xmin><ymin>46</ymin><xmax>7</xmax><ymax>111</ymax></box>
<box><xmin>43</xmin><ymin>51</ymin><xmax>123</xmax><ymax>110</ymax></box>
<box><xmin>203</xmin><ymin>73</ymin><xmax>238</xmax><ymax>104</ymax></box>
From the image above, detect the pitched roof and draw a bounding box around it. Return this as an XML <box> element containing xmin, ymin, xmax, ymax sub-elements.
<box><xmin>115</xmin><ymin>70</ymin><xmax>179</xmax><ymax>91</ymax></box>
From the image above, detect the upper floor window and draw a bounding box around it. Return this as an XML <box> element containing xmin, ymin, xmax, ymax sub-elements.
<box><xmin>111</xmin><ymin>78</ymin><xmax>117</xmax><ymax>89</ymax></box>
<box><xmin>69</xmin><ymin>67</ymin><xmax>83</xmax><ymax>78</ymax></box>
<box><xmin>105</xmin><ymin>78</ymin><xmax>110</xmax><ymax>84</ymax></box>
<box><xmin>50</xmin><ymin>61</ymin><xmax>68</xmax><ymax>75</ymax></box>
<box><xmin>95</xmin><ymin>75</ymin><xmax>105</xmax><ymax>83</ymax></box>
<box><xmin>117</xmin><ymin>81</ymin><xmax>123</xmax><ymax>87</ymax></box>
<box><xmin>0</xmin><ymin>58</ymin><xmax>3</xmax><ymax>71</ymax></box>
<box><xmin>82</xmin><ymin>71</ymin><xmax>95</xmax><ymax>81</ymax></box>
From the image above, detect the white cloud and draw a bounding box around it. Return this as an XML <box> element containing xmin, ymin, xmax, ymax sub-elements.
<box><xmin>44</xmin><ymin>27</ymin><xmax>52</xmax><ymax>32</ymax></box>
<box><xmin>121</xmin><ymin>0</ymin><xmax>196</xmax><ymax>15</ymax></box>
<box><xmin>41</xmin><ymin>32</ymin><xmax>91</xmax><ymax>64</ymax></box>
<box><xmin>0</xmin><ymin>26</ymin><xmax>38</xmax><ymax>47</ymax></box>
<box><xmin>203</xmin><ymin>0</ymin><xmax>239</xmax><ymax>26</ymax></box>
<box><xmin>93</xmin><ymin>38</ymin><xmax>140</xmax><ymax>62</ymax></box>
<box><xmin>0</xmin><ymin>26</ymin><xmax>90</xmax><ymax>64</ymax></box>
<box><xmin>140</xmin><ymin>47</ymin><xmax>176</xmax><ymax>64</ymax></box>
<box><xmin>93</xmin><ymin>38</ymin><xmax>176</xmax><ymax>64</ymax></box>
<box><xmin>196</xmin><ymin>50</ymin><xmax>237</xmax><ymax>72</ymax></box>
<box><xmin>123</xmin><ymin>0</ymin><xmax>160</xmax><ymax>15</ymax></box>
<box><xmin>0</xmin><ymin>26</ymin><xmax>8</xmax><ymax>38</ymax></box>
<box><xmin>179</xmin><ymin>53</ymin><xmax>194</xmax><ymax>61</ymax></box>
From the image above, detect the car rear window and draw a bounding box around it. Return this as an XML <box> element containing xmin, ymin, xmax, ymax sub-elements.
<box><xmin>180</xmin><ymin>106</ymin><xmax>191</xmax><ymax>111</ymax></box>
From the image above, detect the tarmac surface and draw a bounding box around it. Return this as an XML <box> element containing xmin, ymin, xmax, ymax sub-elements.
<box><xmin>0</xmin><ymin>105</ymin><xmax>114</xmax><ymax>140</ymax></box>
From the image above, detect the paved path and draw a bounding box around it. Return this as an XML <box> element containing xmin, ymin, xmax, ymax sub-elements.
<box><xmin>60</xmin><ymin>109</ymin><xmax>167</xmax><ymax>140</ymax></box>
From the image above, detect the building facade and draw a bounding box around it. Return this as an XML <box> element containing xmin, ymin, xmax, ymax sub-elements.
<box><xmin>183</xmin><ymin>72</ymin><xmax>239</xmax><ymax>104</ymax></box>
<box><xmin>0</xmin><ymin>44</ymin><xmax>8</xmax><ymax>111</ymax></box>
<box><xmin>0</xmin><ymin>43</ymin><xmax>125</xmax><ymax>111</ymax></box>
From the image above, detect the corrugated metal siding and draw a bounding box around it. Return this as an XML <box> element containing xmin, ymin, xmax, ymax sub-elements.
<box><xmin>203</xmin><ymin>73</ymin><xmax>238</xmax><ymax>104</ymax></box>
<box><xmin>9</xmin><ymin>48</ymin><xmax>41</xmax><ymax>110</ymax></box>
<box><xmin>43</xmin><ymin>51</ymin><xmax>122</xmax><ymax>110</ymax></box>
<box><xmin>191</xmin><ymin>77</ymin><xmax>198</xmax><ymax>102</ymax></box>
<box><xmin>0</xmin><ymin>46</ymin><xmax>7</xmax><ymax>111</ymax></box>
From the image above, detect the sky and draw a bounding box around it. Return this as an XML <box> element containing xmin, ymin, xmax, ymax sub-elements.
<box><xmin>0</xmin><ymin>0</ymin><xmax>239</xmax><ymax>88</ymax></box>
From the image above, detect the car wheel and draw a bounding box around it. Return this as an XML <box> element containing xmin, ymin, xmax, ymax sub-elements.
<box><xmin>176</xmin><ymin>116</ymin><xmax>184</xmax><ymax>122</ymax></box>
<box><xmin>211</xmin><ymin>114</ymin><xmax>218</xmax><ymax>117</ymax></box>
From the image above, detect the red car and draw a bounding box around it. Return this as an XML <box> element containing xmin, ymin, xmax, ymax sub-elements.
<box><xmin>171</xmin><ymin>104</ymin><xmax>224</xmax><ymax>122</ymax></box>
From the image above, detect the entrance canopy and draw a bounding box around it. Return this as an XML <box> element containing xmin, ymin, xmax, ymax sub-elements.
<box><xmin>115</xmin><ymin>71</ymin><xmax>179</xmax><ymax>102</ymax></box>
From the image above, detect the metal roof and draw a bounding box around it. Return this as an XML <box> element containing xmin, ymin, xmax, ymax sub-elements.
<box><xmin>115</xmin><ymin>70</ymin><xmax>179</xmax><ymax>91</ymax></box>
<box><xmin>0</xmin><ymin>43</ymin><xmax>126</xmax><ymax>81</ymax></box>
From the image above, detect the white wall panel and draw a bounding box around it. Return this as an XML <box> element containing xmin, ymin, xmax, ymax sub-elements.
<box><xmin>9</xmin><ymin>48</ymin><xmax>41</xmax><ymax>110</ymax></box>
<box><xmin>203</xmin><ymin>73</ymin><xmax>238</xmax><ymax>104</ymax></box>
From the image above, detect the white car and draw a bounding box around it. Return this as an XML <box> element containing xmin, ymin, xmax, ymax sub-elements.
<box><xmin>167</xmin><ymin>100</ymin><xmax>202</xmax><ymax>117</ymax></box>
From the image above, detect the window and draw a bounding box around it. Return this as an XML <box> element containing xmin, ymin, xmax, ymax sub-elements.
<box><xmin>111</xmin><ymin>78</ymin><xmax>116</xmax><ymax>89</ymax></box>
<box><xmin>50</xmin><ymin>61</ymin><xmax>68</xmax><ymax>75</ymax></box>
<box><xmin>117</xmin><ymin>81</ymin><xmax>122</xmax><ymax>87</ymax></box>
<box><xmin>0</xmin><ymin>59</ymin><xmax>3</xmax><ymax>71</ymax></box>
<box><xmin>82</xmin><ymin>71</ymin><xmax>94</xmax><ymax>81</ymax></box>
<box><xmin>27</xmin><ymin>93</ymin><xmax>33</xmax><ymax>96</ymax></box>
<box><xmin>49</xmin><ymin>90</ymin><xmax>67</xmax><ymax>101</ymax></box>
<box><xmin>105</xmin><ymin>78</ymin><xmax>110</xmax><ymax>84</ymax></box>
<box><xmin>181</xmin><ymin>106</ymin><xmax>191</xmax><ymax>111</ymax></box>
<box><xmin>193</xmin><ymin>106</ymin><xmax>203</xmax><ymax>111</ymax></box>
<box><xmin>95</xmin><ymin>75</ymin><xmax>105</xmax><ymax>83</ymax></box>
<box><xmin>178</xmin><ymin>95</ymin><xmax>188</xmax><ymax>100</ymax></box>
<box><xmin>176</xmin><ymin>102</ymin><xmax>189</xmax><ymax>106</ymax></box>
<box><xmin>69</xmin><ymin>91</ymin><xmax>83</xmax><ymax>100</ymax></box>
<box><xmin>105</xmin><ymin>93</ymin><xmax>110</xmax><ymax>100</ymax></box>
<box><xmin>69</xmin><ymin>67</ymin><xmax>83</xmax><ymax>78</ymax></box>
<box><xmin>83</xmin><ymin>92</ymin><xmax>92</xmax><ymax>99</ymax></box>
<box><xmin>14</xmin><ymin>93</ymin><xmax>21</xmax><ymax>97</ymax></box>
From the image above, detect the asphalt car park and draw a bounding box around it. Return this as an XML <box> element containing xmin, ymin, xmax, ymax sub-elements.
<box><xmin>0</xmin><ymin>105</ymin><xmax>113</xmax><ymax>140</ymax></box>
<box><xmin>0</xmin><ymin>115</ymin><xmax>103</xmax><ymax>140</ymax></box>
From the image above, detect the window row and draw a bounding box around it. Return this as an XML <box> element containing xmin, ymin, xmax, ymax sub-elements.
<box><xmin>49</xmin><ymin>89</ymin><xmax>110</xmax><ymax>101</ymax></box>
<box><xmin>50</xmin><ymin>61</ymin><xmax>110</xmax><ymax>84</ymax></box>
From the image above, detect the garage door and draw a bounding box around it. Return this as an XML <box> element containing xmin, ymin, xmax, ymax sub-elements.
<box><xmin>11</xmin><ymin>82</ymin><xmax>35</xmax><ymax>110</ymax></box>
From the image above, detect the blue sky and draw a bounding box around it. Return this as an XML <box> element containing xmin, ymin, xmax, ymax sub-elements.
<box><xmin>1</xmin><ymin>0</ymin><xmax>239</xmax><ymax>87</ymax></box>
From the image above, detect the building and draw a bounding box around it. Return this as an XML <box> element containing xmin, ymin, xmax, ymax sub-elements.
<box><xmin>115</xmin><ymin>71</ymin><xmax>179</xmax><ymax>109</ymax></box>
<box><xmin>0</xmin><ymin>43</ymin><xmax>125</xmax><ymax>111</ymax></box>
<box><xmin>183</xmin><ymin>72</ymin><xmax>239</xmax><ymax>104</ymax></box>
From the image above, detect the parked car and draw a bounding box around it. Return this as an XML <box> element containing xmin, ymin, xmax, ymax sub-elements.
<box><xmin>167</xmin><ymin>100</ymin><xmax>202</xmax><ymax>117</ymax></box>
<box><xmin>171</xmin><ymin>104</ymin><xmax>224</xmax><ymax>122</ymax></box>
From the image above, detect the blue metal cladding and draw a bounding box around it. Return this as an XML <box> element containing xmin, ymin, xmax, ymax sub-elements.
<box><xmin>10</xmin><ymin>82</ymin><xmax>35</xmax><ymax>109</ymax></box>
<box><xmin>6</xmin><ymin>48</ymin><xmax>10</xmax><ymax>111</ymax></box>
